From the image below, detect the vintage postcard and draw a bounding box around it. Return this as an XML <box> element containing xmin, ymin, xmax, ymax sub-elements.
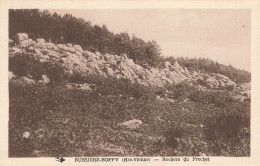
<box><xmin>0</xmin><ymin>0</ymin><xmax>260</xmax><ymax>166</ymax></box>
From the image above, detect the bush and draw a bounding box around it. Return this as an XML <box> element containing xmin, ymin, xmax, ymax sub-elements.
<box><xmin>44</xmin><ymin>62</ymin><xmax>65</xmax><ymax>83</ymax></box>
<box><xmin>99</xmin><ymin>77</ymin><xmax>156</xmax><ymax>99</ymax></box>
<box><xmin>205</xmin><ymin>112</ymin><xmax>249</xmax><ymax>141</ymax></box>
<box><xmin>164</xmin><ymin>127</ymin><xmax>183</xmax><ymax>149</ymax></box>
<box><xmin>188</xmin><ymin>90</ymin><xmax>234</xmax><ymax>107</ymax></box>
<box><xmin>9</xmin><ymin>53</ymin><xmax>65</xmax><ymax>82</ymax></box>
<box><xmin>165</xmin><ymin>82</ymin><xmax>191</xmax><ymax>101</ymax></box>
<box><xmin>9</xmin><ymin>136</ymin><xmax>34</xmax><ymax>157</ymax></box>
<box><xmin>197</xmin><ymin>78</ymin><xmax>208</xmax><ymax>87</ymax></box>
<box><xmin>9</xmin><ymin>53</ymin><xmax>44</xmax><ymax>79</ymax></box>
<box><xmin>226</xmin><ymin>85</ymin><xmax>235</xmax><ymax>91</ymax></box>
<box><xmin>154</xmin><ymin>87</ymin><xmax>167</xmax><ymax>97</ymax></box>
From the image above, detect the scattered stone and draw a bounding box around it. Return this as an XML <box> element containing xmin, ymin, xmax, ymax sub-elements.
<box><xmin>164</xmin><ymin>61</ymin><xmax>171</xmax><ymax>68</ymax></box>
<box><xmin>119</xmin><ymin>119</ymin><xmax>142</xmax><ymax>129</ymax></box>
<box><xmin>66</xmin><ymin>83</ymin><xmax>95</xmax><ymax>92</ymax></box>
<box><xmin>9</xmin><ymin>47</ymin><xmax>21</xmax><ymax>53</ymax></box>
<box><xmin>156</xmin><ymin>95</ymin><xmax>165</xmax><ymax>102</ymax></box>
<box><xmin>37</xmin><ymin>38</ymin><xmax>45</xmax><ymax>43</ymax></box>
<box><xmin>11</xmin><ymin>77</ymin><xmax>35</xmax><ymax>85</ymax></box>
<box><xmin>183</xmin><ymin>98</ymin><xmax>189</xmax><ymax>102</ymax></box>
<box><xmin>138</xmin><ymin>151</ymin><xmax>144</xmax><ymax>156</ymax></box>
<box><xmin>32</xmin><ymin>150</ymin><xmax>44</xmax><ymax>156</ymax></box>
<box><xmin>199</xmin><ymin>152</ymin><xmax>207</xmax><ymax>156</ymax></box>
<box><xmin>8</xmin><ymin>71</ymin><xmax>16</xmax><ymax>80</ymax></box>
<box><xmin>166</xmin><ymin>98</ymin><xmax>176</xmax><ymax>103</ymax></box>
<box><xmin>120</xmin><ymin>147</ymin><xmax>125</xmax><ymax>155</ymax></box>
<box><xmin>22</xmin><ymin>131</ymin><xmax>30</xmax><ymax>138</ymax></box>
<box><xmin>73</xmin><ymin>45</ymin><xmax>83</xmax><ymax>52</ymax></box>
<box><xmin>9</xmin><ymin>39</ymin><xmax>14</xmax><ymax>46</ymax></box>
<box><xmin>105</xmin><ymin>67</ymin><xmax>114</xmax><ymax>76</ymax></box>
<box><xmin>66</xmin><ymin>43</ymin><xmax>72</xmax><ymax>47</ymax></box>
<box><xmin>69</xmin><ymin>141</ymin><xmax>75</xmax><ymax>144</ymax></box>
<box><xmin>38</xmin><ymin>134</ymin><xmax>44</xmax><ymax>138</ymax></box>
<box><xmin>121</xmin><ymin>53</ymin><xmax>128</xmax><ymax>59</ymax></box>
<box><xmin>42</xmin><ymin>75</ymin><xmax>50</xmax><ymax>84</ymax></box>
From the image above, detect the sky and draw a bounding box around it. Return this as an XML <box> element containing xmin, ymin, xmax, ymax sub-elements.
<box><xmin>49</xmin><ymin>9</ymin><xmax>251</xmax><ymax>71</ymax></box>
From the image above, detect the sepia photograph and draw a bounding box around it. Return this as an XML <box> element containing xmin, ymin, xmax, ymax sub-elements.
<box><xmin>8</xmin><ymin>9</ymin><xmax>251</xmax><ymax>158</ymax></box>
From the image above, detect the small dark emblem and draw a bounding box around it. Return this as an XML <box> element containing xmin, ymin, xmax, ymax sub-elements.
<box><xmin>56</xmin><ymin>157</ymin><xmax>66</xmax><ymax>163</ymax></box>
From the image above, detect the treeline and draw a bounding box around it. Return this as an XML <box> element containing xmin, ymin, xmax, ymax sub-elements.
<box><xmin>165</xmin><ymin>57</ymin><xmax>251</xmax><ymax>83</ymax></box>
<box><xmin>9</xmin><ymin>9</ymin><xmax>250</xmax><ymax>83</ymax></box>
<box><xmin>9</xmin><ymin>9</ymin><xmax>161</xmax><ymax>67</ymax></box>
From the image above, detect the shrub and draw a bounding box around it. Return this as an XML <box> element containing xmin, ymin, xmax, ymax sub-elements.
<box><xmin>166</xmin><ymin>82</ymin><xmax>191</xmax><ymax>100</ymax></box>
<box><xmin>81</xmin><ymin>75</ymin><xmax>156</xmax><ymax>99</ymax></box>
<box><xmin>9</xmin><ymin>53</ymin><xmax>44</xmax><ymax>79</ymax></box>
<box><xmin>205</xmin><ymin>112</ymin><xmax>250</xmax><ymax>141</ymax></box>
<box><xmin>44</xmin><ymin>62</ymin><xmax>65</xmax><ymax>83</ymax></box>
<box><xmin>65</xmin><ymin>72</ymin><xmax>88</xmax><ymax>84</ymax></box>
<box><xmin>154</xmin><ymin>87</ymin><xmax>167</xmax><ymax>97</ymax></box>
<box><xmin>197</xmin><ymin>78</ymin><xmax>208</xmax><ymax>87</ymax></box>
<box><xmin>9</xmin><ymin>53</ymin><xmax>65</xmax><ymax>82</ymax></box>
<box><xmin>164</xmin><ymin>127</ymin><xmax>183</xmax><ymax>149</ymax></box>
<box><xmin>226</xmin><ymin>85</ymin><xmax>235</xmax><ymax>91</ymax></box>
<box><xmin>188</xmin><ymin>90</ymin><xmax>235</xmax><ymax>107</ymax></box>
<box><xmin>9</xmin><ymin>136</ymin><xmax>34</xmax><ymax>157</ymax></box>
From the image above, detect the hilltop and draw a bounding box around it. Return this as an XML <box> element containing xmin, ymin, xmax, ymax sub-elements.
<box><xmin>9</xmin><ymin>9</ymin><xmax>250</xmax><ymax>84</ymax></box>
<box><xmin>9</xmin><ymin>33</ymin><xmax>250</xmax><ymax>100</ymax></box>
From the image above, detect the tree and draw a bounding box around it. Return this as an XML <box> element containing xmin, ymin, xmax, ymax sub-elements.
<box><xmin>145</xmin><ymin>40</ymin><xmax>161</xmax><ymax>67</ymax></box>
<box><xmin>112</xmin><ymin>32</ymin><xmax>131</xmax><ymax>55</ymax></box>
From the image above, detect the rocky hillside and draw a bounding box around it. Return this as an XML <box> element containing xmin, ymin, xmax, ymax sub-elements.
<box><xmin>9</xmin><ymin>33</ymin><xmax>249</xmax><ymax>95</ymax></box>
<box><xmin>9</xmin><ymin>33</ymin><xmax>251</xmax><ymax>157</ymax></box>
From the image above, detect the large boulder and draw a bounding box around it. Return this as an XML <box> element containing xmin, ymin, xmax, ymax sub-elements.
<box><xmin>73</xmin><ymin>45</ymin><xmax>83</xmax><ymax>52</ymax></box>
<box><xmin>119</xmin><ymin>119</ymin><xmax>142</xmax><ymax>129</ymax></box>
<box><xmin>8</xmin><ymin>71</ymin><xmax>16</xmax><ymax>81</ymax></box>
<box><xmin>20</xmin><ymin>40</ymin><xmax>30</xmax><ymax>48</ymax></box>
<box><xmin>121</xmin><ymin>53</ymin><xmax>128</xmax><ymax>60</ymax></box>
<box><xmin>42</xmin><ymin>75</ymin><xmax>50</xmax><ymax>84</ymax></box>
<box><xmin>14</xmin><ymin>33</ymin><xmax>29</xmax><ymax>41</ymax></box>
<box><xmin>66</xmin><ymin>83</ymin><xmax>95</xmax><ymax>92</ymax></box>
<box><xmin>66</xmin><ymin>43</ymin><xmax>73</xmax><ymax>47</ymax></box>
<box><xmin>37</xmin><ymin>38</ymin><xmax>45</xmax><ymax>43</ymax></box>
<box><xmin>164</xmin><ymin>61</ymin><xmax>171</xmax><ymax>68</ymax></box>
<box><xmin>57</xmin><ymin>44</ymin><xmax>69</xmax><ymax>52</ymax></box>
<box><xmin>11</xmin><ymin>77</ymin><xmax>35</xmax><ymax>86</ymax></box>
<box><xmin>104</xmin><ymin>67</ymin><xmax>114</xmax><ymax>77</ymax></box>
<box><xmin>205</xmin><ymin>77</ymin><xmax>219</xmax><ymax>88</ymax></box>
<box><xmin>14</xmin><ymin>33</ymin><xmax>29</xmax><ymax>48</ymax></box>
<box><xmin>9</xmin><ymin>39</ymin><xmax>15</xmax><ymax>47</ymax></box>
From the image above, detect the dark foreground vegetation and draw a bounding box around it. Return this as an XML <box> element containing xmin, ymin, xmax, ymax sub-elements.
<box><xmin>9</xmin><ymin>76</ymin><xmax>250</xmax><ymax>157</ymax></box>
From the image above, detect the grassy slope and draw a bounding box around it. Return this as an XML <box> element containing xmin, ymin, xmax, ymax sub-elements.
<box><xmin>9</xmin><ymin>76</ymin><xmax>250</xmax><ymax>157</ymax></box>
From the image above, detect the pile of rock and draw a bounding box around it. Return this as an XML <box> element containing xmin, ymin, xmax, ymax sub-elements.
<box><xmin>66</xmin><ymin>83</ymin><xmax>97</xmax><ymax>92</ymax></box>
<box><xmin>11</xmin><ymin>76</ymin><xmax>36</xmax><ymax>86</ymax></box>
<box><xmin>9</xmin><ymin>33</ymin><xmax>241</xmax><ymax>90</ymax></box>
<box><xmin>14</xmin><ymin>33</ymin><xmax>35</xmax><ymax>48</ymax></box>
<box><xmin>232</xmin><ymin>82</ymin><xmax>251</xmax><ymax>101</ymax></box>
